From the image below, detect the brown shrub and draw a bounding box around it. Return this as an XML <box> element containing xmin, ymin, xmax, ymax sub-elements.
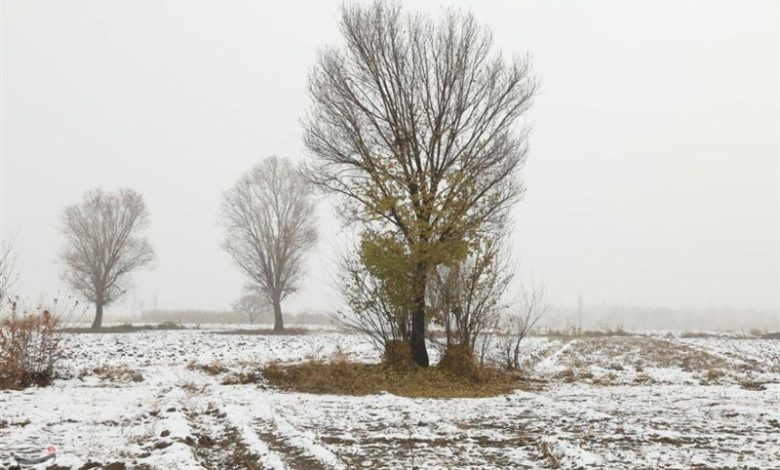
<box><xmin>382</xmin><ymin>340</ymin><xmax>413</xmax><ymax>372</ymax></box>
<box><xmin>437</xmin><ymin>343</ymin><xmax>478</xmax><ymax>379</ymax></box>
<box><xmin>0</xmin><ymin>310</ymin><xmax>61</xmax><ymax>389</ymax></box>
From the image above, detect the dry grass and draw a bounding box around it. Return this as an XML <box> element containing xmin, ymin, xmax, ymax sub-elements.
<box><xmin>263</xmin><ymin>343</ymin><xmax>525</xmax><ymax>398</ymax></box>
<box><xmin>263</xmin><ymin>355</ymin><xmax>522</xmax><ymax>398</ymax></box>
<box><xmin>221</xmin><ymin>370</ymin><xmax>265</xmax><ymax>385</ymax></box>
<box><xmin>705</xmin><ymin>368</ymin><xmax>725</xmax><ymax>382</ymax></box>
<box><xmin>0</xmin><ymin>310</ymin><xmax>61</xmax><ymax>390</ymax></box>
<box><xmin>382</xmin><ymin>340</ymin><xmax>414</xmax><ymax>372</ymax></box>
<box><xmin>633</xmin><ymin>372</ymin><xmax>654</xmax><ymax>384</ymax></box>
<box><xmin>539</xmin><ymin>441</ymin><xmax>560</xmax><ymax>468</ymax></box>
<box><xmin>740</xmin><ymin>379</ymin><xmax>767</xmax><ymax>391</ymax></box>
<box><xmin>186</xmin><ymin>361</ymin><xmax>229</xmax><ymax>376</ymax></box>
<box><xmin>438</xmin><ymin>343</ymin><xmax>480</xmax><ymax>378</ymax></box>
<box><xmin>184</xmin><ymin>359</ymin><xmax>267</xmax><ymax>385</ymax></box>
<box><xmin>91</xmin><ymin>364</ymin><xmax>144</xmax><ymax>383</ymax></box>
<box><xmin>680</xmin><ymin>331</ymin><xmax>727</xmax><ymax>339</ymax></box>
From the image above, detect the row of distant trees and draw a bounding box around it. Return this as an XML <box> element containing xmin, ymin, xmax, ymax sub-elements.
<box><xmin>52</xmin><ymin>155</ymin><xmax>316</xmax><ymax>330</ymax></box>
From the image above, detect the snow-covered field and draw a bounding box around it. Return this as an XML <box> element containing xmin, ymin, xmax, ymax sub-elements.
<box><xmin>1</xmin><ymin>328</ymin><xmax>779</xmax><ymax>469</ymax></box>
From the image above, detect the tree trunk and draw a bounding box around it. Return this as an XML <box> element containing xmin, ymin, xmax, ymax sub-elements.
<box><xmin>410</xmin><ymin>262</ymin><xmax>429</xmax><ymax>367</ymax></box>
<box><xmin>272</xmin><ymin>295</ymin><xmax>284</xmax><ymax>331</ymax></box>
<box><xmin>445</xmin><ymin>313</ymin><xmax>451</xmax><ymax>348</ymax></box>
<box><xmin>91</xmin><ymin>302</ymin><xmax>103</xmax><ymax>330</ymax></box>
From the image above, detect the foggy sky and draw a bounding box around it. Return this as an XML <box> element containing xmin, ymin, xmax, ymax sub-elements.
<box><xmin>1</xmin><ymin>0</ymin><xmax>778</xmax><ymax>317</ymax></box>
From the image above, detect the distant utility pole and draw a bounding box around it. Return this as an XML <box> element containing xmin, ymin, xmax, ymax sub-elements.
<box><xmin>578</xmin><ymin>291</ymin><xmax>584</xmax><ymax>333</ymax></box>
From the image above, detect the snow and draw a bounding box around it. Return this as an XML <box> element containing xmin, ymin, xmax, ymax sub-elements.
<box><xmin>1</xmin><ymin>328</ymin><xmax>779</xmax><ymax>469</ymax></box>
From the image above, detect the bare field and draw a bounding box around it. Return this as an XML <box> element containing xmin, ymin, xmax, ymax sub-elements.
<box><xmin>1</xmin><ymin>328</ymin><xmax>779</xmax><ymax>469</ymax></box>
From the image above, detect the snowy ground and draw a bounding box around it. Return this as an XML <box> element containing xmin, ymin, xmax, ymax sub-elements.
<box><xmin>1</xmin><ymin>328</ymin><xmax>779</xmax><ymax>469</ymax></box>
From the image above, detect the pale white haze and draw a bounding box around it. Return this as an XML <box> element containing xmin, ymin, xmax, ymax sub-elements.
<box><xmin>1</xmin><ymin>0</ymin><xmax>778</xmax><ymax>324</ymax></box>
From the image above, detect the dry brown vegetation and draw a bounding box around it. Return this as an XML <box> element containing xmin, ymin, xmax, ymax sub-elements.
<box><xmin>263</xmin><ymin>346</ymin><xmax>524</xmax><ymax>398</ymax></box>
<box><xmin>221</xmin><ymin>371</ymin><xmax>265</xmax><ymax>386</ymax></box>
<box><xmin>90</xmin><ymin>364</ymin><xmax>145</xmax><ymax>383</ymax></box>
<box><xmin>186</xmin><ymin>361</ymin><xmax>229</xmax><ymax>376</ymax></box>
<box><xmin>263</xmin><ymin>361</ymin><xmax>521</xmax><ymax>398</ymax></box>
<box><xmin>0</xmin><ymin>310</ymin><xmax>61</xmax><ymax>390</ymax></box>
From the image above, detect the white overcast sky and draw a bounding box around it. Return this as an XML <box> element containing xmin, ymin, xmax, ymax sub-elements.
<box><xmin>1</xmin><ymin>0</ymin><xmax>778</xmax><ymax>316</ymax></box>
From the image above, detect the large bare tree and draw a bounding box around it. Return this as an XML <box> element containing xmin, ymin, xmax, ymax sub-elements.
<box><xmin>220</xmin><ymin>156</ymin><xmax>318</xmax><ymax>331</ymax></box>
<box><xmin>59</xmin><ymin>188</ymin><xmax>155</xmax><ymax>329</ymax></box>
<box><xmin>303</xmin><ymin>1</ymin><xmax>537</xmax><ymax>366</ymax></box>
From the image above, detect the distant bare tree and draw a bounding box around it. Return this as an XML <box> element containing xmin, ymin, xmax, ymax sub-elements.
<box><xmin>497</xmin><ymin>281</ymin><xmax>550</xmax><ymax>370</ymax></box>
<box><xmin>304</xmin><ymin>1</ymin><xmax>537</xmax><ymax>366</ymax></box>
<box><xmin>59</xmin><ymin>189</ymin><xmax>155</xmax><ymax>329</ymax></box>
<box><xmin>232</xmin><ymin>291</ymin><xmax>268</xmax><ymax>324</ymax></box>
<box><xmin>0</xmin><ymin>236</ymin><xmax>18</xmax><ymax>302</ymax></box>
<box><xmin>220</xmin><ymin>156</ymin><xmax>318</xmax><ymax>331</ymax></box>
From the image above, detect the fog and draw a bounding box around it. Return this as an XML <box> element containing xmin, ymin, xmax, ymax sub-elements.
<box><xmin>1</xmin><ymin>0</ymin><xmax>778</xmax><ymax>328</ymax></box>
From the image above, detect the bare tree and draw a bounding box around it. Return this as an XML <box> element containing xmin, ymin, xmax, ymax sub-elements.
<box><xmin>232</xmin><ymin>291</ymin><xmax>268</xmax><ymax>325</ymax></box>
<box><xmin>0</xmin><ymin>235</ymin><xmax>18</xmax><ymax>302</ymax></box>
<box><xmin>497</xmin><ymin>282</ymin><xmax>550</xmax><ymax>370</ymax></box>
<box><xmin>429</xmin><ymin>237</ymin><xmax>512</xmax><ymax>353</ymax></box>
<box><xmin>59</xmin><ymin>188</ymin><xmax>155</xmax><ymax>329</ymax></box>
<box><xmin>304</xmin><ymin>1</ymin><xmax>537</xmax><ymax>366</ymax></box>
<box><xmin>220</xmin><ymin>156</ymin><xmax>318</xmax><ymax>331</ymax></box>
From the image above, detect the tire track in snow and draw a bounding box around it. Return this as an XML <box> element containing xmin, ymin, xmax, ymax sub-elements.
<box><xmin>181</xmin><ymin>372</ymin><xmax>288</xmax><ymax>469</ymax></box>
<box><xmin>191</xmin><ymin>368</ymin><xmax>344</xmax><ymax>469</ymax></box>
<box><xmin>249</xmin><ymin>408</ymin><xmax>347</xmax><ymax>470</ymax></box>
<box><xmin>221</xmin><ymin>403</ymin><xmax>287</xmax><ymax>470</ymax></box>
